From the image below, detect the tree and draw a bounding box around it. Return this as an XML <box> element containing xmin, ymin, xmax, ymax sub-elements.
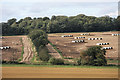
<box><xmin>38</xmin><ymin>47</ymin><xmax>50</xmax><ymax>61</ymax></box>
<box><xmin>23</xmin><ymin>17</ymin><xmax>32</xmax><ymax>21</ymax></box>
<box><xmin>11</xmin><ymin>22</ymin><xmax>18</xmax><ymax>28</ymax></box>
<box><xmin>19</xmin><ymin>21</ymin><xmax>27</xmax><ymax>28</ymax></box>
<box><xmin>29</xmin><ymin>30</ymin><xmax>48</xmax><ymax>48</ymax></box>
<box><xmin>43</xmin><ymin>17</ymin><xmax>50</xmax><ymax>21</ymax></box>
<box><xmin>28</xmin><ymin>30</ymin><xmax>49</xmax><ymax>61</ymax></box>
<box><xmin>77</xmin><ymin>46</ymin><xmax>107</xmax><ymax>66</ymax></box>
<box><xmin>17</xmin><ymin>19</ymin><xmax>23</xmax><ymax>24</ymax></box>
<box><xmin>7</xmin><ymin>18</ymin><xmax>17</xmax><ymax>25</ymax></box>
<box><xmin>51</xmin><ymin>15</ymin><xmax>56</xmax><ymax>21</ymax></box>
<box><xmin>116</xmin><ymin>16</ymin><xmax>120</xmax><ymax>30</ymax></box>
<box><xmin>2</xmin><ymin>23</ymin><xmax>11</xmax><ymax>35</ymax></box>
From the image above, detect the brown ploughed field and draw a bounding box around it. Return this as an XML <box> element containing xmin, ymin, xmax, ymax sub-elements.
<box><xmin>2</xmin><ymin>36</ymin><xmax>34</xmax><ymax>63</ymax></box>
<box><xmin>48</xmin><ymin>31</ymin><xmax>118</xmax><ymax>59</ymax></box>
<box><xmin>2</xmin><ymin>36</ymin><xmax>22</xmax><ymax>61</ymax></box>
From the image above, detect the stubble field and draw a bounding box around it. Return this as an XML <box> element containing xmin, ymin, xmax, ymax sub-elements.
<box><xmin>2</xmin><ymin>66</ymin><xmax>118</xmax><ymax>78</ymax></box>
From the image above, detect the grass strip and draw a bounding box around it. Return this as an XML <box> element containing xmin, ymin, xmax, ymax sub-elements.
<box><xmin>48</xmin><ymin>41</ymin><xmax>75</xmax><ymax>60</ymax></box>
<box><xmin>21</xmin><ymin>47</ymin><xmax>24</xmax><ymax>59</ymax></box>
<box><xmin>28</xmin><ymin>37</ymin><xmax>39</xmax><ymax>63</ymax></box>
<box><xmin>2</xmin><ymin>64</ymin><xmax>118</xmax><ymax>69</ymax></box>
<box><xmin>48</xmin><ymin>41</ymin><xmax>64</xmax><ymax>58</ymax></box>
<box><xmin>18</xmin><ymin>38</ymin><xmax>24</xmax><ymax>61</ymax></box>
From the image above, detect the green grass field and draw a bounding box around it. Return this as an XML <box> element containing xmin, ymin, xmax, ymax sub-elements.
<box><xmin>2</xmin><ymin>64</ymin><xmax>118</xmax><ymax>69</ymax></box>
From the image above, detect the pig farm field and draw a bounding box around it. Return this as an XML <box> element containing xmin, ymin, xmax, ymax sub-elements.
<box><xmin>48</xmin><ymin>31</ymin><xmax>119</xmax><ymax>65</ymax></box>
<box><xmin>1</xmin><ymin>31</ymin><xmax>119</xmax><ymax>79</ymax></box>
<box><xmin>1</xmin><ymin>36</ymin><xmax>34</xmax><ymax>63</ymax></box>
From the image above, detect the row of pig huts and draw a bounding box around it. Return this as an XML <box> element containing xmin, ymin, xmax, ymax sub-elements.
<box><xmin>0</xmin><ymin>37</ymin><xmax>3</xmax><ymax>39</ymax></box>
<box><xmin>72</xmin><ymin>40</ymin><xmax>85</xmax><ymax>43</ymax></box>
<box><xmin>0</xmin><ymin>46</ymin><xmax>10</xmax><ymax>50</ymax></box>
<box><xmin>101</xmin><ymin>47</ymin><xmax>113</xmax><ymax>50</ymax></box>
<box><xmin>0</xmin><ymin>37</ymin><xmax>11</xmax><ymax>50</ymax></box>
<box><xmin>88</xmin><ymin>38</ymin><xmax>102</xmax><ymax>40</ymax></box>
<box><xmin>74</xmin><ymin>37</ymin><xmax>85</xmax><ymax>39</ymax></box>
<box><xmin>61</xmin><ymin>35</ymin><xmax>73</xmax><ymax>37</ymax></box>
<box><xmin>80</xmin><ymin>33</ymin><xmax>90</xmax><ymax>36</ymax></box>
<box><xmin>96</xmin><ymin>43</ymin><xmax>109</xmax><ymax>45</ymax></box>
<box><xmin>112</xmin><ymin>34</ymin><xmax>120</xmax><ymax>36</ymax></box>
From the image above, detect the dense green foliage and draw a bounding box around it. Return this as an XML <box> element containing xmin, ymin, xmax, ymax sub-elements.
<box><xmin>77</xmin><ymin>46</ymin><xmax>107</xmax><ymax>66</ymax></box>
<box><xmin>28</xmin><ymin>30</ymin><xmax>50</xmax><ymax>61</ymax></box>
<box><xmin>38</xmin><ymin>47</ymin><xmax>50</xmax><ymax>61</ymax></box>
<box><xmin>49</xmin><ymin>58</ymin><xmax>64</xmax><ymax>65</ymax></box>
<box><xmin>2</xmin><ymin>14</ymin><xmax>120</xmax><ymax>35</ymax></box>
<box><xmin>29</xmin><ymin>30</ymin><xmax>48</xmax><ymax>50</ymax></box>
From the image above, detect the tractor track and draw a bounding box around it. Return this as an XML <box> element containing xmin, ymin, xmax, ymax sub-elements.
<box><xmin>21</xmin><ymin>36</ymin><xmax>33</xmax><ymax>63</ymax></box>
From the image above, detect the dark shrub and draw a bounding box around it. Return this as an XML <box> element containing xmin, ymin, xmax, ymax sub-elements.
<box><xmin>49</xmin><ymin>58</ymin><xmax>64</xmax><ymax>65</ymax></box>
<box><xmin>39</xmin><ymin>47</ymin><xmax>50</xmax><ymax>61</ymax></box>
<box><xmin>77</xmin><ymin>46</ymin><xmax>107</xmax><ymax>66</ymax></box>
<box><xmin>2</xmin><ymin>60</ymin><xmax>25</xmax><ymax>64</ymax></box>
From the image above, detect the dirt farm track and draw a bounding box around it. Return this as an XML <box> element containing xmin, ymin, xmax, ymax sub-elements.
<box><xmin>2</xmin><ymin>66</ymin><xmax>118</xmax><ymax>78</ymax></box>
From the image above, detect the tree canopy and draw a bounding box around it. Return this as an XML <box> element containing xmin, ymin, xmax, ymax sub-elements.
<box><xmin>77</xmin><ymin>46</ymin><xmax>107</xmax><ymax>66</ymax></box>
<box><xmin>28</xmin><ymin>29</ymin><xmax>48</xmax><ymax>50</ymax></box>
<box><xmin>2</xmin><ymin>14</ymin><xmax>120</xmax><ymax>35</ymax></box>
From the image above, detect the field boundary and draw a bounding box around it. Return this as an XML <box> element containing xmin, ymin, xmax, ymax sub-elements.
<box><xmin>18</xmin><ymin>38</ymin><xmax>24</xmax><ymax>62</ymax></box>
<box><xmin>47</xmin><ymin>31</ymin><xmax>118</xmax><ymax>34</ymax></box>
<box><xmin>2</xmin><ymin>64</ymin><xmax>118</xmax><ymax>69</ymax></box>
<box><xmin>48</xmin><ymin>41</ymin><xmax>76</xmax><ymax>60</ymax></box>
<box><xmin>48</xmin><ymin>41</ymin><xmax>64</xmax><ymax>58</ymax></box>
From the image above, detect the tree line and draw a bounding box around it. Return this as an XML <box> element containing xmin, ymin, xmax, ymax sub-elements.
<box><xmin>1</xmin><ymin>14</ymin><xmax>120</xmax><ymax>35</ymax></box>
<box><xmin>28</xmin><ymin>30</ymin><xmax>50</xmax><ymax>62</ymax></box>
<box><xmin>28</xmin><ymin>30</ymin><xmax>64</xmax><ymax>65</ymax></box>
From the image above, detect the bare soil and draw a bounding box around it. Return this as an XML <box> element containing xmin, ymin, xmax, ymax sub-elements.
<box><xmin>2</xmin><ymin>36</ymin><xmax>34</xmax><ymax>63</ymax></box>
<box><xmin>2</xmin><ymin>36</ymin><xmax>22</xmax><ymax>61</ymax></box>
